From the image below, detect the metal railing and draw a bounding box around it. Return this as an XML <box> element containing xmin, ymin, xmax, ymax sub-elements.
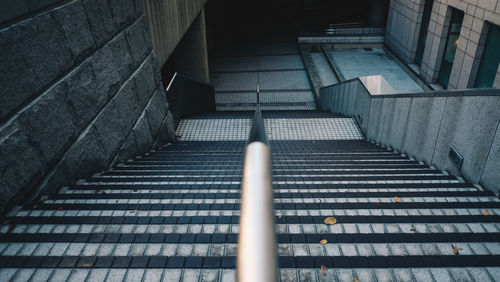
<box><xmin>237</xmin><ymin>87</ymin><xmax>277</xmax><ymax>282</ymax></box>
<box><xmin>165</xmin><ymin>72</ymin><xmax>215</xmax><ymax>127</ymax></box>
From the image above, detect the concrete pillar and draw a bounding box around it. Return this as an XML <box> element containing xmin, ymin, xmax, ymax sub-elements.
<box><xmin>174</xmin><ymin>9</ymin><xmax>210</xmax><ymax>83</ymax></box>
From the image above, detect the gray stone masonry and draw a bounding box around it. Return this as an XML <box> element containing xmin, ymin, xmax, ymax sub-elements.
<box><xmin>0</xmin><ymin>0</ymin><xmax>177</xmax><ymax>213</ymax></box>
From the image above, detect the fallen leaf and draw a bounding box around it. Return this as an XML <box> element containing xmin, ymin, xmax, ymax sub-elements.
<box><xmin>410</xmin><ymin>226</ymin><xmax>416</xmax><ymax>231</ymax></box>
<box><xmin>116</xmin><ymin>200</ymin><xmax>119</xmax><ymax>203</ymax></box>
<box><xmin>3</xmin><ymin>220</ymin><xmax>9</xmax><ymax>225</ymax></box>
<box><xmin>133</xmin><ymin>189</ymin><xmax>138</xmax><ymax>192</ymax></box>
<box><xmin>393</xmin><ymin>196</ymin><xmax>402</xmax><ymax>203</ymax></box>
<box><xmin>320</xmin><ymin>264</ymin><xmax>327</xmax><ymax>276</ymax></box>
<box><xmin>129</xmin><ymin>210</ymin><xmax>137</xmax><ymax>213</ymax></box>
<box><xmin>452</xmin><ymin>245</ymin><xmax>462</xmax><ymax>255</ymax></box>
<box><xmin>482</xmin><ymin>210</ymin><xmax>491</xmax><ymax>216</ymax></box>
<box><xmin>320</xmin><ymin>239</ymin><xmax>328</xmax><ymax>244</ymax></box>
<box><xmin>375</xmin><ymin>202</ymin><xmax>381</xmax><ymax>208</ymax></box>
<box><xmin>6</xmin><ymin>224</ymin><xmax>16</xmax><ymax>234</ymax></box>
<box><xmin>324</xmin><ymin>217</ymin><xmax>337</xmax><ymax>225</ymax></box>
<box><xmin>149</xmin><ymin>190</ymin><xmax>152</xmax><ymax>193</ymax></box>
<box><xmin>354</xmin><ymin>277</ymin><xmax>359</xmax><ymax>282</ymax></box>
<box><xmin>57</xmin><ymin>207</ymin><xmax>64</xmax><ymax>210</ymax></box>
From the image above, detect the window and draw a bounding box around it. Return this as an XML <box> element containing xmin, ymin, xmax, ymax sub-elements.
<box><xmin>438</xmin><ymin>8</ymin><xmax>464</xmax><ymax>88</ymax></box>
<box><xmin>415</xmin><ymin>0</ymin><xmax>433</xmax><ymax>66</ymax></box>
<box><xmin>474</xmin><ymin>24</ymin><xmax>500</xmax><ymax>88</ymax></box>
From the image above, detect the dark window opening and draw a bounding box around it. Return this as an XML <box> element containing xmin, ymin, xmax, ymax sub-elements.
<box><xmin>415</xmin><ymin>0</ymin><xmax>433</xmax><ymax>66</ymax></box>
<box><xmin>474</xmin><ymin>23</ymin><xmax>500</xmax><ymax>88</ymax></box>
<box><xmin>438</xmin><ymin>8</ymin><xmax>464</xmax><ymax>88</ymax></box>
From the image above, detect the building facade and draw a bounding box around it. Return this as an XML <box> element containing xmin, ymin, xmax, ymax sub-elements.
<box><xmin>386</xmin><ymin>0</ymin><xmax>500</xmax><ymax>89</ymax></box>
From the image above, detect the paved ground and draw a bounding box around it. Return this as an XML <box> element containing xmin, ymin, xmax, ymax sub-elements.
<box><xmin>324</xmin><ymin>48</ymin><xmax>424</xmax><ymax>93</ymax></box>
<box><xmin>209</xmin><ymin>32</ymin><xmax>316</xmax><ymax>111</ymax></box>
<box><xmin>176</xmin><ymin>117</ymin><xmax>363</xmax><ymax>141</ymax></box>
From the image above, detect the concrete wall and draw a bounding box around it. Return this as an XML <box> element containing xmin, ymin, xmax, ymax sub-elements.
<box><xmin>320</xmin><ymin>79</ymin><xmax>500</xmax><ymax>193</ymax></box>
<box><xmin>385</xmin><ymin>0</ymin><xmax>426</xmax><ymax>64</ymax></box>
<box><xmin>385</xmin><ymin>0</ymin><xmax>500</xmax><ymax>89</ymax></box>
<box><xmin>0</xmin><ymin>0</ymin><xmax>177</xmax><ymax>214</ymax></box>
<box><xmin>174</xmin><ymin>9</ymin><xmax>210</xmax><ymax>83</ymax></box>
<box><xmin>142</xmin><ymin>0</ymin><xmax>207</xmax><ymax>67</ymax></box>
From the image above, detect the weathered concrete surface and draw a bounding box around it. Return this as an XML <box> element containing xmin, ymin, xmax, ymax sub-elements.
<box><xmin>142</xmin><ymin>0</ymin><xmax>207</xmax><ymax>66</ymax></box>
<box><xmin>320</xmin><ymin>78</ymin><xmax>500</xmax><ymax>193</ymax></box>
<box><xmin>481</xmin><ymin>123</ymin><xmax>500</xmax><ymax>190</ymax></box>
<box><xmin>380</xmin><ymin>97</ymin><xmax>412</xmax><ymax>150</ymax></box>
<box><xmin>431</xmin><ymin>96</ymin><xmax>500</xmax><ymax>183</ymax></box>
<box><xmin>402</xmin><ymin>96</ymin><xmax>447</xmax><ymax>164</ymax></box>
<box><xmin>0</xmin><ymin>0</ymin><xmax>177</xmax><ymax>214</ymax></box>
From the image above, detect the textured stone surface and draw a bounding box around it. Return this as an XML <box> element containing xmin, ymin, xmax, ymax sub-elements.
<box><xmin>125</xmin><ymin>16</ymin><xmax>152</xmax><ymax>67</ymax></box>
<box><xmin>134</xmin><ymin>112</ymin><xmax>154</xmax><ymax>154</ymax></box>
<box><xmin>0</xmin><ymin>0</ymin><xmax>176</xmax><ymax>215</ymax></box>
<box><xmin>17</xmin><ymin>60</ymin><xmax>101</xmax><ymax>163</ymax></box>
<box><xmin>0</xmin><ymin>0</ymin><xmax>29</xmax><ymax>23</ymax></box>
<box><xmin>90</xmin><ymin>33</ymin><xmax>134</xmax><ymax>100</ymax></box>
<box><xmin>402</xmin><ymin>96</ymin><xmax>446</xmax><ymax>163</ymax></box>
<box><xmin>81</xmin><ymin>0</ymin><xmax>141</xmax><ymax>46</ymax></box>
<box><xmin>134</xmin><ymin>57</ymin><xmax>157</xmax><ymax>109</ymax></box>
<box><xmin>380</xmin><ymin>97</ymin><xmax>412</xmax><ymax>150</ymax></box>
<box><xmin>145</xmin><ymin>89</ymin><xmax>170</xmax><ymax>136</ymax></box>
<box><xmin>153</xmin><ymin>111</ymin><xmax>176</xmax><ymax>147</ymax></box>
<box><xmin>0</xmin><ymin>123</ymin><xmax>45</xmax><ymax>213</ymax></box>
<box><xmin>0</xmin><ymin>1</ymin><xmax>94</xmax><ymax>120</ymax></box>
<box><xmin>93</xmin><ymin>78</ymin><xmax>141</xmax><ymax>164</ymax></box>
<box><xmin>480</xmin><ymin>119</ymin><xmax>500</xmax><ymax>192</ymax></box>
<box><xmin>43</xmin><ymin>126</ymin><xmax>106</xmax><ymax>195</ymax></box>
<box><xmin>26</xmin><ymin>0</ymin><xmax>60</xmax><ymax>10</ymax></box>
<box><xmin>17</xmin><ymin>81</ymin><xmax>77</xmax><ymax>163</ymax></box>
<box><xmin>432</xmin><ymin>96</ymin><xmax>500</xmax><ymax>183</ymax></box>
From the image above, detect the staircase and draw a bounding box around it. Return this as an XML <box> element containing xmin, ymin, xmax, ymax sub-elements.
<box><xmin>0</xmin><ymin>111</ymin><xmax>499</xmax><ymax>281</ymax></box>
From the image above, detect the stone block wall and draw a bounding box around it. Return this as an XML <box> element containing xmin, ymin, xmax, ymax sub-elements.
<box><xmin>385</xmin><ymin>0</ymin><xmax>500</xmax><ymax>89</ymax></box>
<box><xmin>0</xmin><ymin>0</ymin><xmax>177</xmax><ymax>214</ymax></box>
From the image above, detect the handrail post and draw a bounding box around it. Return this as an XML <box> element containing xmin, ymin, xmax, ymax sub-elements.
<box><xmin>256</xmin><ymin>84</ymin><xmax>260</xmax><ymax>105</ymax></box>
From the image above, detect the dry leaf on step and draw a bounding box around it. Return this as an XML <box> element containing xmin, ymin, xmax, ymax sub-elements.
<box><xmin>6</xmin><ymin>224</ymin><xmax>16</xmax><ymax>234</ymax></box>
<box><xmin>452</xmin><ymin>245</ymin><xmax>462</xmax><ymax>255</ymax></box>
<box><xmin>321</xmin><ymin>265</ymin><xmax>327</xmax><ymax>276</ymax></box>
<box><xmin>129</xmin><ymin>210</ymin><xmax>137</xmax><ymax>213</ymax></box>
<box><xmin>482</xmin><ymin>210</ymin><xmax>491</xmax><ymax>216</ymax></box>
<box><xmin>393</xmin><ymin>196</ymin><xmax>402</xmax><ymax>203</ymax></box>
<box><xmin>320</xmin><ymin>239</ymin><xmax>328</xmax><ymax>244</ymax></box>
<box><xmin>354</xmin><ymin>277</ymin><xmax>359</xmax><ymax>282</ymax></box>
<box><xmin>324</xmin><ymin>217</ymin><xmax>337</xmax><ymax>225</ymax></box>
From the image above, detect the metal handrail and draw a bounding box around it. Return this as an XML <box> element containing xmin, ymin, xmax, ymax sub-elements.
<box><xmin>237</xmin><ymin>89</ymin><xmax>277</xmax><ymax>282</ymax></box>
